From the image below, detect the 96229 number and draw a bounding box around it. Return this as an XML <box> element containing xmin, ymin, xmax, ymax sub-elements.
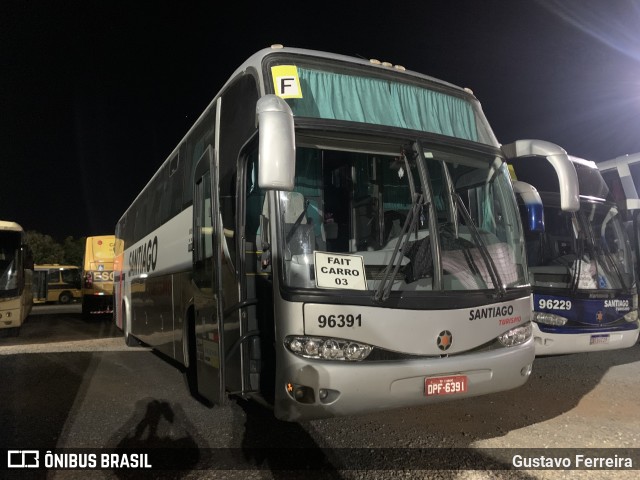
<box><xmin>538</xmin><ymin>299</ymin><xmax>572</xmax><ymax>310</ymax></box>
<box><xmin>318</xmin><ymin>314</ymin><xmax>362</xmax><ymax>328</ymax></box>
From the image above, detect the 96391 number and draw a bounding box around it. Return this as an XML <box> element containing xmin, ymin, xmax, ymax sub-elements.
<box><xmin>318</xmin><ymin>314</ymin><xmax>362</xmax><ymax>328</ymax></box>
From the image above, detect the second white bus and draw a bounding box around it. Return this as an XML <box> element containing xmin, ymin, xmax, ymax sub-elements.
<box><xmin>506</xmin><ymin>140</ymin><xmax>639</xmax><ymax>355</ymax></box>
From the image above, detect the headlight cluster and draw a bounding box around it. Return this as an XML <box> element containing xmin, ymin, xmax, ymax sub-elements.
<box><xmin>533</xmin><ymin>311</ymin><xmax>568</xmax><ymax>326</ymax></box>
<box><xmin>285</xmin><ymin>336</ymin><xmax>373</xmax><ymax>361</ymax></box>
<box><xmin>498</xmin><ymin>322</ymin><xmax>532</xmax><ymax>347</ymax></box>
<box><xmin>623</xmin><ymin>310</ymin><xmax>639</xmax><ymax>322</ymax></box>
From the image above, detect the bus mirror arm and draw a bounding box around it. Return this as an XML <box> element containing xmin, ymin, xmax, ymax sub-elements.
<box><xmin>502</xmin><ymin>139</ymin><xmax>579</xmax><ymax>212</ymax></box>
<box><xmin>259</xmin><ymin>212</ymin><xmax>272</xmax><ymax>269</ymax></box>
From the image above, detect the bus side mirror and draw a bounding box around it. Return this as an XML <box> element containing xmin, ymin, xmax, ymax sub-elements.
<box><xmin>256</xmin><ymin>95</ymin><xmax>295</xmax><ymax>191</ymax></box>
<box><xmin>513</xmin><ymin>181</ymin><xmax>545</xmax><ymax>233</ymax></box>
<box><xmin>503</xmin><ymin>139</ymin><xmax>579</xmax><ymax>212</ymax></box>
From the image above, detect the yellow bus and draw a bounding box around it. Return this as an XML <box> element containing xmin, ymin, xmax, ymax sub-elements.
<box><xmin>33</xmin><ymin>264</ymin><xmax>82</xmax><ymax>304</ymax></box>
<box><xmin>82</xmin><ymin>235</ymin><xmax>115</xmax><ymax>318</ymax></box>
<box><xmin>0</xmin><ymin>220</ymin><xmax>33</xmax><ymax>336</ymax></box>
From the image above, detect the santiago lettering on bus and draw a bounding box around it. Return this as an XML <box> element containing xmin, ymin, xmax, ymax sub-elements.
<box><xmin>603</xmin><ymin>299</ymin><xmax>630</xmax><ymax>311</ymax></box>
<box><xmin>469</xmin><ymin>305</ymin><xmax>514</xmax><ymax>321</ymax></box>
<box><xmin>128</xmin><ymin>236</ymin><xmax>158</xmax><ymax>276</ymax></box>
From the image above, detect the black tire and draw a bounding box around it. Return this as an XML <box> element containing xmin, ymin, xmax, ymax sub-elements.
<box><xmin>58</xmin><ymin>291</ymin><xmax>72</xmax><ymax>304</ymax></box>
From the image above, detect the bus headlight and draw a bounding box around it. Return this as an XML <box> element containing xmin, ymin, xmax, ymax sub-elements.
<box><xmin>533</xmin><ymin>312</ymin><xmax>568</xmax><ymax>326</ymax></box>
<box><xmin>623</xmin><ymin>310</ymin><xmax>639</xmax><ymax>322</ymax></box>
<box><xmin>285</xmin><ymin>336</ymin><xmax>373</xmax><ymax>361</ymax></box>
<box><xmin>498</xmin><ymin>322</ymin><xmax>532</xmax><ymax>347</ymax></box>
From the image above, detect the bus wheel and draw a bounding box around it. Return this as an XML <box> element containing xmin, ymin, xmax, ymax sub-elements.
<box><xmin>58</xmin><ymin>291</ymin><xmax>72</xmax><ymax>304</ymax></box>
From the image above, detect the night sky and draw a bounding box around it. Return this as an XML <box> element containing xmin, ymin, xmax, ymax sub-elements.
<box><xmin>2</xmin><ymin>0</ymin><xmax>640</xmax><ymax>241</ymax></box>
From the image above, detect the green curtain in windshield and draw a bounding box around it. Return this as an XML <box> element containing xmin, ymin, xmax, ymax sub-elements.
<box><xmin>290</xmin><ymin>68</ymin><xmax>478</xmax><ymax>142</ymax></box>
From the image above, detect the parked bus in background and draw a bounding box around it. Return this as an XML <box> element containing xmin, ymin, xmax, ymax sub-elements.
<box><xmin>82</xmin><ymin>235</ymin><xmax>115</xmax><ymax>319</ymax></box>
<box><xmin>33</xmin><ymin>264</ymin><xmax>82</xmax><ymax>304</ymax></box>
<box><xmin>598</xmin><ymin>152</ymin><xmax>640</xmax><ymax>281</ymax></box>
<box><xmin>0</xmin><ymin>220</ymin><xmax>33</xmax><ymax>336</ymax></box>
<box><xmin>505</xmin><ymin>140</ymin><xmax>639</xmax><ymax>355</ymax></box>
<box><xmin>114</xmin><ymin>45</ymin><xmax>539</xmax><ymax>421</ymax></box>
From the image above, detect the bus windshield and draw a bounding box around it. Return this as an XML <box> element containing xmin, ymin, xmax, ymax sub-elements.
<box><xmin>273</xmin><ymin>142</ymin><xmax>528</xmax><ymax>293</ymax></box>
<box><xmin>527</xmin><ymin>198</ymin><xmax>634</xmax><ymax>291</ymax></box>
<box><xmin>0</xmin><ymin>230</ymin><xmax>20</xmax><ymax>295</ymax></box>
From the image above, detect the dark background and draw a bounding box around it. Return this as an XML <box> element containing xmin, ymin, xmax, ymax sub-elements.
<box><xmin>2</xmin><ymin>0</ymin><xmax>640</xmax><ymax>240</ymax></box>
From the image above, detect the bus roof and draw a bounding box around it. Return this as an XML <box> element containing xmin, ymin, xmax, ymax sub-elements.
<box><xmin>35</xmin><ymin>264</ymin><xmax>79</xmax><ymax>270</ymax></box>
<box><xmin>116</xmin><ymin>45</ymin><xmax>484</xmax><ymax>225</ymax></box>
<box><xmin>0</xmin><ymin>220</ymin><xmax>24</xmax><ymax>232</ymax></box>
<box><xmin>228</xmin><ymin>45</ymin><xmax>467</xmax><ymax>96</ymax></box>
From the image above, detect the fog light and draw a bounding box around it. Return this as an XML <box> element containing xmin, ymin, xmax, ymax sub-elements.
<box><xmin>286</xmin><ymin>383</ymin><xmax>315</xmax><ymax>404</ymax></box>
<box><xmin>521</xmin><ymin>363</ymin><xmax>533</xmax><ymax>376</ymax></box>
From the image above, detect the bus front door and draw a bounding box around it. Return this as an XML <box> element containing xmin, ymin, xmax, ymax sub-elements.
<box><xmin>33</xmin><ymin>270</ymin><xmax>48</xmax><ymax>303</ymax></box>
<box><xmin>192</xmin><ymin>145</ymin><xmax>225</xmax><ymax>405</ymax></box>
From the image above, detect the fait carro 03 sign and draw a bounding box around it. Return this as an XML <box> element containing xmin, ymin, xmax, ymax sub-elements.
<box><xmin>314</xmin><ymin>251</ymin><xmax>367</xmax><ymax>291</ymax></box>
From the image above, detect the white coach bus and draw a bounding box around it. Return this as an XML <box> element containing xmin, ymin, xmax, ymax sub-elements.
<box><xmin>598</xmin><ymin>152</ymin><xmax>640</xmax><ymax>277</ymax></box>
<box><xmin>0</xmin><ymin>220</ymin><xmax>33</xmax><ymax>336</ymax></box>
<box><xmin>505</xmin><ymin>140</ymin><xmax>638</xmax><ymax>355</ymax></box>
<box><xmin>114</xmin><ymin>45</ymin><xmax>537</xmax><ymax>421</ymax></box>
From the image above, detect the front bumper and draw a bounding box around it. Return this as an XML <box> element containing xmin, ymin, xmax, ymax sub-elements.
<box><xmin>273</xmin><ymin>336</ymin><xmax>535</xmax><ymax>421</ymax></box>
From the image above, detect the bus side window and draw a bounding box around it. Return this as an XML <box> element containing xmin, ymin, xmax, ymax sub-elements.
<box><xmin>169</xmin><ymin>144</ymin><xmax>185</xmax><ymax>219</ymax></box>
<box><xmin>48</xmin><ymin>269</ymin><xmax>59</xmax><ymax>284</ymax></box>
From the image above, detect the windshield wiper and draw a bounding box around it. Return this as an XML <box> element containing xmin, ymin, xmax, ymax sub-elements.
<box><xmin>581</xmin><ymin>213</ymin><xmax>629</xmax><ymax>292</ymax></box>
<box><xmin>453</xmin><ymin>193</ymin><xmax>506</xmax><ymax>297</ymax></box>
<box><xmin>373</xmin><ymin>194</ymin><xmax>425</xmax><ymax>303</ymax></box>
<box><xmin>372</xmin><ymin>148</ymin><xmax>424</xmax><ymax>303</ymax></box>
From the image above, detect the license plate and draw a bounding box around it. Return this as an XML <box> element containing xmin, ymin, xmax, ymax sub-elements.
<box><xmin>590</xmin><ymin>334</ymin><xmax>610</xmax><ymax>345</ymax></box>
<box><xmin>425</xmin><ymin>375</ymin><xmax>468</xmax><ymax>397</ymax></box>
